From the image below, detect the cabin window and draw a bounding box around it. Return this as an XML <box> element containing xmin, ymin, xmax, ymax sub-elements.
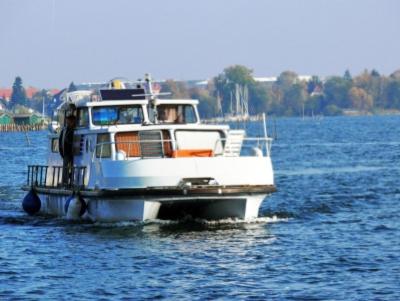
<box><xmin>96</xmin><ymin>133</ymin><xmax>111</xmax><ymax>158</ymax></box>
<box><xmin>157</xmin><ymin>104</ymin><xmax>197</xmax><ymax>124</ymax></box>
<box><xmin>77</xmin><ymin>108</ymin><xmax>89</xmax><ymax>128</ymax></box>
<box><xmin>92</xmin><ymin>105</ymin><xmax>143</xmax><ymax>126</ymax></box>
<box><xmin>51</xmin><ymin>138</ymin><xmax>59</xmax><ymax>153</ymax></box>
<box><xmin>183</xmin><ymin>106</ymin><xmax>196</xmax><ymax>123</ymax></box>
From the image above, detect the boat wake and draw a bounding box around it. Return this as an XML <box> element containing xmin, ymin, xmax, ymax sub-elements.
<box><xmin>89</xmin><ymin>215</ymin><xmax>289</xmax><ymax>229</ymax></box>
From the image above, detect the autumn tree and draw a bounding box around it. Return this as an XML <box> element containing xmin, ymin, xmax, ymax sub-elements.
<box><xmin>348</xmin><ymin>87</ymin><xmax>373</xmax><ymax>111</ymax></box>
<box><xmin>161</xmin><ymin>80</ymin><xmax>190</xmax><ymax>99</ymax></box>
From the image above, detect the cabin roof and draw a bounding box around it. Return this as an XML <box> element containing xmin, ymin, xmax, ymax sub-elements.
<box><xmin>152</xmin><ymin>99</ymin><xmax>199</xmax><ymax>106</ymax></box>
<box><xmin>84</xmin><ymin>100</ymin><xmax>148</xmax><ymax>107</ymax></box>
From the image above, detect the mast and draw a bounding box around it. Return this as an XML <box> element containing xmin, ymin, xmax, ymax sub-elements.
<box><xmin>235</xmin><ymin>84</ymin><xmax>240</xmax><ymax>116</ymax></box>
<box><xmin>216</xmin><ymin>91</ymin><xmax>222</xmax><ymax>117</ymax></box>
<box><xmin>42</xmin><ymin>95</ymin><xmax>45</xmax><ymax>117</ymax></box>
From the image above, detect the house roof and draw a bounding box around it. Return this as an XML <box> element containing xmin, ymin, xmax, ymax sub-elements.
<box><xmin>0</xmin><ymin>88</ymin><xmax>12</xmax><ymax>100</ymax></box>
<box><xmin>0</xmin><ymin>87</ymin><xmax>60</xmax><ymax>100</ymax></box>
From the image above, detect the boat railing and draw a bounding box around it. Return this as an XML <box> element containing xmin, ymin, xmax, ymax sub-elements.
<box><xmin>94</xmin><ymin>139</ymin><xmax>176</xmax><ymax>161</ymax></box>
<box><xmin>93</xmin><ymin>136</ymin><xmax>272</xmax><ymax>161</ymax></box>
<box><xmin>27</xmin><ymin>165</ymin><xmax>87</xmax><ymax>189</ymax></box>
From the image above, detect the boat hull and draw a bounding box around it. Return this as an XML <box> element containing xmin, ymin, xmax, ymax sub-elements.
<box><xmin>37</xmin><ymin>191</ymin><xmax>272</xmax><ymax>222</ymax></box>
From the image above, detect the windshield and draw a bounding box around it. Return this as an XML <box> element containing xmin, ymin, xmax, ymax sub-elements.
<box><xmin>92</xmin><ymin>105</ymin><xmax>143</xmax><ymax>125</ymax></box>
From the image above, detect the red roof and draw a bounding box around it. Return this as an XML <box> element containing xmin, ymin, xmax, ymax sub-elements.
<box><xmin>48</xmin><ymin>89</ymin><xmax>61</xmax><ymax>96</ymax></box>
<box><xmin>0</xmin><ymin>88</ymin><xmax>12</xmax><ymax>100</ymax></box>
<box><xmin>0</xmin><ymin>87</ymin><xmax>60</xmax><ymax>100</ymax></box>
<box><xmin>25</xmin><ymin>87</ymin><xmax>39</xmax><ymax>99</ymax></box>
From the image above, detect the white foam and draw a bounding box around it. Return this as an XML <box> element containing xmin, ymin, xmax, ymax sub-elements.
<box><xmin>89</xmin><ymin>215</ymin><xmax>288</xmax><ymax>228</ymax></box>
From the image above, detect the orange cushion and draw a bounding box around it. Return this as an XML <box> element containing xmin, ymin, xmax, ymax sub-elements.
<box><xmin>172</xmin><ymin>149</ymin><xmax>213</xmax><ymax>158</ymax></box>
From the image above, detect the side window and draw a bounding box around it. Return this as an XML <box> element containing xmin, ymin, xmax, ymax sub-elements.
<box><xmin>156</xmin><ymin>105</ymin><xmax>197</xmax><ymax>124</ymax></box>
<box><xmin>77</xmin><ymin>108</ymin><xmax>89</xmax><ymax>128</ymax></box>
<box><xmin>184</xmin><ymin>105</ymin><xmax>196</xmax><ymax>123</ymax></box>
<box><xmin>96</xmin><ymin>133</ymin><xmax>111</xmax><ymax>158</ymax></box>
<box><xmin>51</xmin><ymin>138</ymin><xmax>59</xmax><ymax>153</ymax></box>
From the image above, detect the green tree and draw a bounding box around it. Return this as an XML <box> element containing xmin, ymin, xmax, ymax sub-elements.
<box><xmin>249</xmin><ymin>83</ymin><xmax>270</xmax><ymax>114</ymax></box>
<box><xmin>30</xmin><ymin>89</ymin><xmax>52</xmax><ymax>115</ymax></box>
<box><xmin>213</xmin><ymin>65</ymin><xmax>256</xmax><ymax>115</ymax></box>
<box><xmin>323</xmin><ymin>76</ymin><xmax>352</xmax><ymax>108</ymax></box>
<box><xmin>385</xmin><ymin>79</ymin><xmax>400</xmax><ymax>108</ymax></box>
<box><xmin>307</xmin><ymin>75</ymin><xmax>322</xmax><ymax>94</ymax></box>
<box><xmin>272</xmin><ymin>71</ymin><xmax>305</xmax><ymax>116</ymax></box>
<box><xmin>343</xmin><ymin>69</ymin><xmax>352</xmax><ymax>81</ymax></box>
<box><xmin>371</xmin><ymin>69</ymin><xmax>380</xmax><ymax>77</ymax></box>
<box><xmin>282</xmin><ymin>83</ymin><xmax>307</xmax><ymax>116</ymax></box>
<box><xmin>276</xmin><ymin>71</ymin><xmax>298</xmax><ymax>89</ymax></box>
<box><xmin>190</xmin><ymin>87</ymin><xmax>217</xmax><ymax>118</ymax></box>
<box><xmin>68</xmin><ymin>81</ymin><xmax>77</xmax><ymax>92</ymax></box>
<box><xmin>9</xmin><ymin>76</ymin><xmax>27</xmax><ymax>108</ymax></box>
<box><xmin>223</xmin><ymin>65</ymin><xmax>255</xmax><ymax>85</ymax></box>
<box><xmin>306</xmin><ymin>94</ymin><xmax>325</xmax><ymax>115</ymax></box>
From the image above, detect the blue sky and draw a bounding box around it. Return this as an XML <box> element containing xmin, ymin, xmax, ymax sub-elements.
<box><xmin>0</xmin><ymin>0</ymin><xmax>399</xmax><ymax>88</ymax></box>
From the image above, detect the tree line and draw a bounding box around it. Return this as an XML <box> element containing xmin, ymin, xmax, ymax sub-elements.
<box><xmin>162</xmin><ymin>65</ymin><xmax>400</xmax><ymax>117</ymax></box>
<box><xmin>4</xmin><ymin>66</ymin><xmax>400</xmax><ymax>118</ymax></box>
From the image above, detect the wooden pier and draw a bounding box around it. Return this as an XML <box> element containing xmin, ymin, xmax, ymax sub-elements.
<box><xmin>0</xmin><ymin>123</ymin><xmax>47</xmax><ymax>132</ymax></box>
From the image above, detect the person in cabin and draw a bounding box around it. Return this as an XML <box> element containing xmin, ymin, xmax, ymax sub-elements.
<box><xmin>157</xmin><ymin>105</ymin><xmax>182</xmax><ymax>123</ymax></box>
<box><xmin>59</xmin><ymin>113</ymin><xmax>76</xmax><ymax>186</ymax></box>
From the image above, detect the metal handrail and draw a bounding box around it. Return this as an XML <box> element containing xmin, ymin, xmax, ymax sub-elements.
<box><xmin>27</xmin><ymin>165</ymin><xmax>87</xmax><ymax>189</ymax></box>
<box><xmin>94</xmin><ymin>138</ymin><xmax>176</xmax><ymax>161</ymax></box>
<box><xmin>92</xmin><ymin>136</ymin><xmax>272</xmax><ymax>161</ymax></box>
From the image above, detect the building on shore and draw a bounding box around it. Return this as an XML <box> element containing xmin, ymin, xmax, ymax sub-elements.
<box><xmin>0</xmin><ymin>111</ymin><xmax>13</xmax><ymax>125</ymax></box>
<box><xmin>13</xmin><ymin>113</ymin><xmax>45</xmax><ymax>125</ymax></box>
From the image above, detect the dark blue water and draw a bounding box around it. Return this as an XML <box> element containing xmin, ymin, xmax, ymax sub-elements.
<box><xmin>1</xmin><ymin>116</ymin><xmax>399</xmax><ymax>300</ymax></box>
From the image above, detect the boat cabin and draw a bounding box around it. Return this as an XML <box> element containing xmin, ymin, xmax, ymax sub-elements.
<box><xmin>50</xmin><ymin>80</ymin><xmax>229</xmax><ymax>174</ymax></box>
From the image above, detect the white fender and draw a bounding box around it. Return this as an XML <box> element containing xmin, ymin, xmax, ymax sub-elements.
<box><xmin>65</xmin><ymin>195</ymin><xmax>86</xmax><ymax>220</ymax></box>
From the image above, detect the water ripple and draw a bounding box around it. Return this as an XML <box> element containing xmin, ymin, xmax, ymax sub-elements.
<box><xmin>1</xmin><ymin>117</ymin><xmax>400</xmax><ymax>300</ymax></box>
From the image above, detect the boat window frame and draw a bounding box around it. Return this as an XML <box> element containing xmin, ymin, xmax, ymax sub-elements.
<box><xmin>51</xmin><ymin>137</ymin><xmax>59</xmax><ymax>153</ymax></box>
<box><xmin>91</xmin><ymin>105</ymin><xmax>144</xmax><ymax>126</ymax></box>
<box><xmin>96</xmin><ymin>133</ymin><xmax>112</xmax><ymax>158</ymax></box>
<box><xmin>76</xmin><ymin>107</ymin><xmax>89</xmax><ymax>128</ymax></box>
<box><xmin>156</xmin><ymin>104</ymin><xmax>197</xmax><ymax>124</ymax></box>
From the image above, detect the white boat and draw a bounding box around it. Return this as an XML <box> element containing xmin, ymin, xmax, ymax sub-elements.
<box><xmin>22</xmin><ymin>75</ymin><xmax>276</xmax><ymax>222</ymax></box>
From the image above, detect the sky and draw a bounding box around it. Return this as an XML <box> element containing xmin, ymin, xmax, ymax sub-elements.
<box><xmin>0</xmin><ymin>0</ymin><xmax>399</xmax><ymax>88</ymax></box>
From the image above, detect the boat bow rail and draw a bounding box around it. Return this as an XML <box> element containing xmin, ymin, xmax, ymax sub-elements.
<box><xmin>26</xmin><ymin>165</ymin><xmax>87</xmax><ymax>189</ymax></box>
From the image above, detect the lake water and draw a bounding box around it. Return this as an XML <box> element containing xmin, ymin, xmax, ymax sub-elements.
<box><xmin>0</xmin><ymin>116</ymin><xmax>399</xmax><ymax>300</ymax></box>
